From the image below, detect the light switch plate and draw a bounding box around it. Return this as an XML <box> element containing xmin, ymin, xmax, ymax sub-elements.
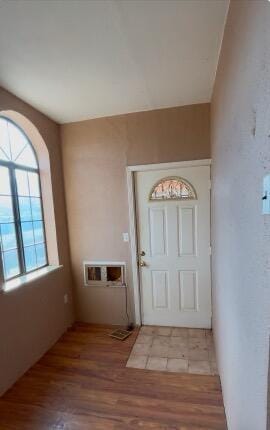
<box><xmin>122</xmin><ymin>232</ymin><xmax>129</xmax><ymax>242</ymax></box>
<box><xmin>262</xmin><ymin>174</ymin><xmax>270</xmax><ymax>214</ymax></box>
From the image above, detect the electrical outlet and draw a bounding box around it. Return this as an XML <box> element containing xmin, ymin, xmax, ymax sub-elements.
<box><xmin>64</xmin><ymin>294</ymin><xmax>68</xmax><ymax>304</ymax></box>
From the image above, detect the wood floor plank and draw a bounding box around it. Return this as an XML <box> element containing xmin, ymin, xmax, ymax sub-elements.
<box><xmin>0</xmin><ymin>323</ymin><xmax>227</xmax><ymax>429</ymax></box>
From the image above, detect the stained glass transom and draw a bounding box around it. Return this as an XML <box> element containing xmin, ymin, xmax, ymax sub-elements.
<box><xmin>150</xmin><ymin>177</ymin><xmax>196</xmax><ymax>201</ymax></box>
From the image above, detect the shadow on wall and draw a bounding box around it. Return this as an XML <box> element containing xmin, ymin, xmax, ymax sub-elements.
<box><xmin>0</xmin><ymin>101</ymin><xmax>74</xmax><ymax>397</ymax></box>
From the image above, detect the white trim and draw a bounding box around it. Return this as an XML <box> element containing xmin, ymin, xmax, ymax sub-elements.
<box><xmin>127</xmin><ymin>159</ymin><xmax>211</xmax><ymax>172</ymax></box>
<box><xmin>127</xmin><ymin>168</ymin><xmax>142</xmax><ymax>325</ymax></box>
<box><xmin>1</xmin><ymin>265</ymin><xmax>63</xmax><ymax>294</ymax></box>
<box><xmin>83</xmin><ymin>260</ymin><xmax>126</xmax><ymax>265</ymax></box>
<box><xmin>126</xmin><ymin>159</ymin><xmax>212</xmax><ymax>326</ymax></box>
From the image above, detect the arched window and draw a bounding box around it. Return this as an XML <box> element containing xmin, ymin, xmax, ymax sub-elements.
<box><xmin>149</xmin><ymin>176</ymin><xmax>197</xmax><ymax>201</ymax></box>
<box><xmin>0</xmin><ymin>117</ymin><xmax>48</xmax><ymax>281</ymax></box>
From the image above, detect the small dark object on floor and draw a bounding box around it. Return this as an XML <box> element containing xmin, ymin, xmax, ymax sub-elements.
<box><xmin>127</xmin><ymin>323</ymin><xmax>134</xmax><ymax>331</ymax></box>
<box><xmin>108</xmin><ymin>328</ymin><xmax>132</xmax><ymax>341</ymax></box>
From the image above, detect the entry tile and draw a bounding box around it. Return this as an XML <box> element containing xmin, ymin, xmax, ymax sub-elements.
<box><xmin>171</xmin><ymin>336</ymin><xmax>188</xmax><ymax>347</ymax></box>
<box><xmin>153</xmin><ymin>336</ymin><xmax>171</xmax><ymax>346</ymax></box>
<box><xmin>126</xmin><ymin>355</ymin><xmax>147</xmax><ymax>369</ymax></box>
<box><xmin>206</xmin><ymin>336</ymin><xmax>214</xmax><ymax>347</ymax></box>
<box><xmin>126</xmin><ymin>326</ymin><xmax>217</xmax><ymax>376</ymax></box>
<box><xmin>206</xmin><ymin>332</ymin><xmax>214</xmax><ymax>347</ymax></box>
<box><xmin>132</xmin><ymin>343</ymin><xmax>151</xmax><ymax>356</ymax></box>
<box><xmin>188</xmin><ymin>337</ymin><xmax>207</xmax><ymax>348</ymax></box>
<box><xmin>146</xmin><ymin>357</ymin><xmax>167</xmax><ymax>371</ymax></box>
<box><xmin>188</xmin><ymin>342</ymin><xmax>209</xmax><ymax>361</ymax></box>
<box><xmin>209</xmin><ymin>347</ymin><xmax>216</xmax><ymax>362</ymax></box>
<box><xmin>136</xmin><ymin>334</ymin><xmax>153</xmax><ymax>345</ymax></box>
<box><xmin>168</xmin><ymin>346</ymin><xmax>188</xmax><ymax>359</ymax></box>
<box><xmin>167</xmin><ymin>358</ymin><xmax>188</xmax><ymax>373</ymax></box>
<box><xmin>210</xmin><ymin>361</ymin><xmax>218</xmax><ymax>375</ymax></box>
<box><xmin>188</xmin><ymin>360</ymin><xmax>211</xmax><ymax>375</ymax></box>
<box><xmin>140</xmin><ymin>326</ymin><xmax>156</xmax><ymax>336</ymax></box>
<box><xmin>188</xmin><ymin>329</ymin><xmax>206</xmax><ymax>338</ymax></box>
<box><xmin>156</xmin><ymin>327</ymin><xmax>172</xmax><ymax>336</ymax></box>
<box><xmin>171</xmin><ymin>327</ymin><xmax>188</xmax><ymax>337</ymax></box>
<box><xmin>150</xmin><ymin>345</ymin><xmax>169</xmax><ymax>358</ymax></box>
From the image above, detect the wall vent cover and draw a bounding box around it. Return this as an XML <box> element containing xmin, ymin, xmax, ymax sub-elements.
<box><xmin>83</xmin><ymin>261</ymin><xmax>126</xmax><ymax>287</ymax></box>
<box><xmin>108</xmin><ymin>329</ymin><xmax>131</xmax><ymax>341</ymax></box>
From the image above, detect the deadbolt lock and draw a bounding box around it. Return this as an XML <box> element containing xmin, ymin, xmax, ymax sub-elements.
<box><xmin>140</xmin><ymin>251</ymin><xmax>146</xmax><ymax>256</ymax></box>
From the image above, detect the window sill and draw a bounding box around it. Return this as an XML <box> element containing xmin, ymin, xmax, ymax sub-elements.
<box><xmin>1</xmin><ymin>265</ymin><xmax>63</xmax><ymax>294</ymax></box>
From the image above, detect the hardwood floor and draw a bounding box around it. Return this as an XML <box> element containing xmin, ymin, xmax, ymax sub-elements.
<box><xmin>0</xmin><ymin>323</ymin><xmax>227</xmax><ymax>429</ymax></box>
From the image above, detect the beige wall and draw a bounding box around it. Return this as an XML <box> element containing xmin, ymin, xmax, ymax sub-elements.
<box><xmin>61</xmin><ymin>103</ymin><xmax>210</xmax><ymax>324</ymax></box>
<box><xmin>211</xmin><ymin>1</ymin><xmax>270</xmax><ymax>429</ymax></box>
<box><xmin>0</xmin><ymin>87</ymin><xmax>74</xmax><ymax>395</ymax></box>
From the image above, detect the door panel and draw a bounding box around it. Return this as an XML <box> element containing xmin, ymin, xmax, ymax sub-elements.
<box><xmin>152</xmin><ymin>270</ymin><xmax>169</xmax><ymax>309</ymax></box>
<box><xmin>178</xmin><ymin>206</ymin><xmax>196</xmax><ymax>256</ymax></box>
<box><xmin>136</xmin><ymin>165</ymin><xmax>211</xmax><ymax>328</ymax></box>
<box><xmin>179</xmin><ymin>270</ymin><xmax>198</xmax><ymax>311</ymax></box>
<box><xmin>149</xmin><ymin>207</ymin><xmax>167</xmax><ymax>256</ymax></box>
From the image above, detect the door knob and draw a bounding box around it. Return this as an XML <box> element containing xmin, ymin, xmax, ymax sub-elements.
<box><xmin>139</xmin><ymin>260</ymin><xmax>147</xmax><ymax>267</ymax></box>
<box><xmin>140</xmin><ymin>251</ymin><xmax>146</xmax><ymax>256</ymax></box>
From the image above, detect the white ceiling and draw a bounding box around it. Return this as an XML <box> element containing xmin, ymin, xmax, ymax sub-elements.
<box><xmin>0</xmin><ymin>0</ymin><xmax>229</xmax><ymax>124</ymax></box>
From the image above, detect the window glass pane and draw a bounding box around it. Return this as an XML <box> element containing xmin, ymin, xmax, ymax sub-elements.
<box><xmin>0</xmin><ymin>118</ymin><xmax>37</xmax><ymax>168</ymax></box>
<box><xmin>24</xmin><ymin>245</ymin><xmax>37</xmax><ymax>271</ymax></box>
<box><xmin>8</xmin><ymin>121</ymin><xmax>28</xmax><ymax>162</ymax></box>
<box><xmin>0</xmin><ymin>166</ymin><xmax>11</xmax><ymax>195</ymax></box>
<box><xmin>0</xmin><ymin>118</ymin><xmax>11</xmax><ymax>161</ymax></box>
<box><xmin>0</xmin><ymin>148</ymin><xmax>9</xmax><ymax>161</ymax></box>
<box><xmin>0</xmin><ymin>223</ymin><xmax>17</xmax><ymax>251</ymax></box>
<box><xmin>31</xmin><ymin>198</ymin><xmax>42</xmax><ymax>220</ymax></box>
<box><xmin>33</xmin><ymin>221</ymin><xmax>44</xmax><ymax>244</ymax></box>
<box><xmin>15</xmin><ymin>170</ymin><xmax>29</xmax><ymax>196</ymax></box>
<box><xmin>28</xmin><ymin>172</ymin><xmax>40</xmax><ymax>197</ymax></box>
<box><xmin>2</xmin><ymin>249</ymin><xmax>20</xmax><ymax>279</ymax></box>
<box><xmin>16</xmin><ymin>145</ymin><xmax>37</xmax><ymax>169</ymax></box>
<box><xmin>0</xmin><ymin>195</ymin><xmax>14</xmax><ymax>222</ymax></box>
<box><xmin>36</xmin><ymin>243</ymin><xmax>46</xmax><ymax>267</ymax></box>
<box><xmin>0</xmin><ymin>119</ymin><xmax>47</xmax><ymax>278</ymax></box>
<box><xmin>21</xmin><ymin>222</ymin><xmax>35</xmax><ymax>246</ymax></box>
<box><xmin>18</xmin><ymin>197</ymin><xmax>32</xmax><ymax>221</ymax></box>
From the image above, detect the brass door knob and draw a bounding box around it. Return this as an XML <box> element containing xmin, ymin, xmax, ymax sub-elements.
<box><xmin>139</xmin><ymin>260</ymin><xmax>147</xmax><ymax>267</ymax></box>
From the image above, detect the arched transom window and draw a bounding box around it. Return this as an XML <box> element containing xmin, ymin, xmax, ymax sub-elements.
<box><xmin>0</xmin><ymin>117</ymin><xmax>48</xmax><ymax>281</ymax></box>
<box><xmin>150</xmin><ymin>176</ymin><xmax>196</xmax><ymax>201</ymax></box>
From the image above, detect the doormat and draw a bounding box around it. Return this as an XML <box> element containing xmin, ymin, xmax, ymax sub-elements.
<box><xmin>108</xmin><ymin>328</ymin><xmax>132</xmax><ymax>341</ymax></box>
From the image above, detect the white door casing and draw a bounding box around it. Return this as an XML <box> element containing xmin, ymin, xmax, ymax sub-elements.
<box><xmin>135</xmin><ymin>165</ymin><xmax>211</xmax><ymax>328</ymax></box>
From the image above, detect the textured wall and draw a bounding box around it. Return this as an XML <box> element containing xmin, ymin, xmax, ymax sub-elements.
<box><xmin>61</xmin><ymin>104</ymin><xmax>210</xmax><ymax>324</ymax></box>
<box><xmin>0</xmin><ymin>87</ymin><xmax>74</xmax><ymax>395</ymax></box>
<box><xmin>211</xmin><ymin>1</ymin><xmax>270</xmax><ymax>429</ymax></box>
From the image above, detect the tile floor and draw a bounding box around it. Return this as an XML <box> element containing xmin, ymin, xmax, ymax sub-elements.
<box><xmin>126</xmin><ymin>326</ymin><xmax>218</xmax><ymax>375</ymax></box>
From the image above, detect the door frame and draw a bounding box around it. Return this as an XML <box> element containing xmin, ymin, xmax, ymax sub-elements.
<box><xmin>126</xmin><ymin>159</ymin><xmax>212</xmax><ymax>325</ymax></box>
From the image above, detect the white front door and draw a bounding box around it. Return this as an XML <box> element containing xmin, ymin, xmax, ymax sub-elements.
<box><xmin>135</xmin><ymin>165</ymin><xmax>211</xmax><ymax>328</ymax></box>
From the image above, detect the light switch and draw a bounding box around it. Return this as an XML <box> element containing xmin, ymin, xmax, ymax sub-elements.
<box><xmin>122</xmin><ymin>232</ymin><xmax>129</xmax><ymax>242</ymax></box>
<box><xmin>262</xmin><ymin>174</ymin><xmax>270</xmax><ymax>214</ymax></box>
